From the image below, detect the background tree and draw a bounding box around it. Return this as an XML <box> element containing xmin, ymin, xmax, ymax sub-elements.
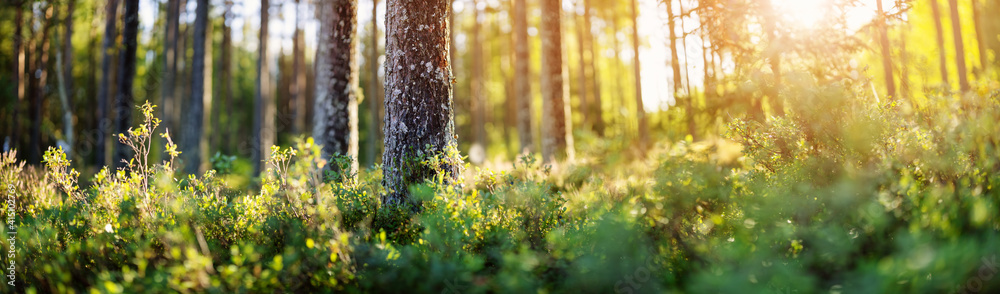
<box><xmin>314</xmin><ymin>0</ymin><xmax>360</xmax><ymax>173</ymax></box>
<box><xmin>97</xmin><ymin>0</ymin><xmax>119</xmax><ymax>167</ymax></box>
<box><xmin>513</xmin><ymin>0</ymin><xmax>533</xmax><ymax>153</ymax></box>
<box><xmin>930</xmin><ymin>0</ymin><xmax>949</xmax><ymax>87</ymax></box>
<box><xmin>382</xmin><ymin>0</ymin><xmax>458</xmax><ymax>206</ymax></box>
<box><xmin>630</xmin><ymin>0</ymin><xmax>646</xmax><ymax>153</ymax></box>
<box><xmin>162</xmin><ymin>0</ymin><xmax>179</xmax><ymax>151</ymax></box>
<box><xmin>114</xmin><ymin>0</ymin><xmax>139</xmax><ymax>169</ymax></box>
<box><xmin>876</xmin><ymin>0</ymin><xmax>895</xmax><ymax>98</ymax></box>
<box><xmin>469</xmin><ymin>0</ymin><xmax>486</xmax><ymax>164</ymax></box>
<box><xmin>367</xmin><ymin>0</ymin><xmax>381</xmax><ymax>167</ymax></box>
<box><xmin>948</xmin><ymin>0</ymin><xmax>969</xmax><ymax>92</ymax></box>
<box><xmin>253</xmin><ymin>0</ymin><xmax>274</xmax><ymax>175</ymax></box>
<box><xmin>182</xmin><ymin>0</ymin><xmax>209</xmax><ymax>174</ymax></box>
<box><xmin>540</xmin><ymin>0</ymin><xmax>573</xmax><ymax>163</ymax></box>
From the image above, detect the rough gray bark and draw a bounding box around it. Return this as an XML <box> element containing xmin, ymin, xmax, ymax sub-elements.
<box><xmin>253</xmin><ymin>0</ymin><xmax>274</xmax><ymax>175</ymax></box>
<box><xmin>948</xmin><ymin>0</ymin><xmax>969</xmax><ymax>92</ymax></box>
<box><xmin>382</xmin><ymin>0</ymin><xmax>458</xmax><ymax>207</ymax></box>
<box><xmin>115</xmin><ymin>0</ymin><xmax>139</xmax><ymax>169</ymax></box>
<box><xmin>540</xmin><ymin>0</ymin><xmax>573</xmax><ymax>163</ymax></box>
<box><xmin>314</xmin><ymin>0</ymin><xmax>360</xmax><ymax>174</ymax></box>
<box><xmin>513</xmin><ymin>0</ymin><xmax>533</xmax><ymax>153</ymax></box>
<box><xmin>630</xmin><ymin>0</ymin><xmax>647</xmax><ymax>153</ymax></box>
<box><xmin>183</xmin><ymin>0</ymin><xmax>209</xmax><ymax>174</ymax></box>
<box><xmin>97</xmin><ymin>0</ymin><xmax>119</xmax><ymax>167</ymax></box>
<box><xmin>876</xmin><ymin>0</ymin><xmax>895</xmax><ymax>99</ymax></box>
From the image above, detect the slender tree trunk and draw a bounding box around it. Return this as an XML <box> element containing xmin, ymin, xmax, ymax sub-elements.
<box><xmin>900</xmin><ymin>19</ymin><xmax>911</xmax><ymax>99</ymax></box>
<box><xmin>972</xmin><ymin>0</ymin><xmax>987</xmax><ymax>75</ymax></box>
<box><xmin>115</xmin><ymin>0</ymin><xmax>140</xmax><ymax>169</ymax></box>
<box><xmin>367</xmin><ymin>0</ymin><xmax>380</xmax><ymax>167</ymax></box>
<box><xmin>948</xmin><ymin>0</ymin><xmax>969</xmax><ymax>92</ymax></box>
<box><xmin>876</xmin><ymin>0</ymin><xmax>896</xmax><ymax>99</ymax></box>
<box><xmin>382</xmin><ymin>0</ymin><xmax>457</xmax><ymax>206</ymax></box>
<box><xmin>220</xmin><ymin>0</ymin><xmax>233</xmax><ymax>153</ymax></box>
<box><xmin>666</xmin><ymin>1</ymin><xmax>689</xmax><ymax>129</ymax></box>
<box><xmin>540</xmin><ymin>0</ymin><xmax>573</xmax><ymax>163</ymax></box>
<box><xmin>253</xmin><ymin>0</ymin><xmax>274</xmax><ymax>175</ymax></box>
<box><xmin>30</xmin><ymin>5</ymin><xmax>53</xmax><ymax>164</ymax></box>
<box><xmin>314</xmin><ymin>0</ymin><xmax>360</xmax><ymax>174</ymax></box>
<box><xmin>930</xmin><ymin>0</ymin><xmax>949</xmax><ymax>87</ymax></box>
<box><xmin>162</xmin><ymin>0</ymin><xmax>179</xmax><ymax>151</ymax></box>
<box><xmin>470</xmin><ymin>0</ymin><xmax>486</xmax><ymax>164</ymax></box>
<box><xmin>513</xmin><ymin>0</ymin><xmax>533</xmax><ymax>153</ymax></box>
<box><xmin>12</xmin><ymin>4</ymin><xmax>24</xmax><ymax>154</ymax></box>
<box><xmin>583</xmin><ymin>0</ymin><xmax>603</xmax><ymax>136</ymax></box>
<box><xmin>574</xmin><ymin>2</ymin><xmax>589</xmax><ymax>133</ymax></box>
<box><xmin>292</xmin><ymin>0</ymin><xmax>306</xmax><ymax>134</ymax></box>
<box><xmin>55</xmin><ymin>3</ymin><xmax>75</xmax><ymax>156</ymax></box>
<box><xmin>183</xmin><ymin>0</ymin><xmax>209</xmax><ymax>174</ymax></box>
<box><xmin>631</xmin><ymin>0</ymin><xmax>647</xmax><ymax>153</ymax></box>
<box><xmin>97</xmin><ymin>0</ymin><xmax>120</xmax><ymax>167</ymax></box>
<box><xmin>174</xmin><ymin>0</ymin><xmax>188</xmax><ymax>139</ymax></box>
<box><xmin>610</xmin><ymin>9</ymin><xmax>625</xmax><ymax>131</ymax></box>
<box><xmin>758</xmin><ymin>0</ymin><xmax>782</xmax><ymax>115</ymax></box>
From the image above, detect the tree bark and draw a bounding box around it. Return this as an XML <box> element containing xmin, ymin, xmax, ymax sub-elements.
<box><xmin>183</xmin><ymin>0</ymin><xmax>209</xmax><ymax>174</ymax></box>
<box><xmin>583</xmin><ymin>0</ymin><xmax>603</xmax><ymax>136</ymax></box>
<box><xmin>253</xmin><ymin>0</ymin><xmax>274</xmax><ymax>175</ymax></box>
<box><xmin>540</xmin><ymin>0</ymin><xmax>573</xmax><ymax>163</ymax></box>
<box><xmin>97</xmin><ymin>0</ymin><xmax>120</xmax><ymax>167</ymax></box>
<box><xmin>115</xmin><ymin>0</ymin><xmax>140</xmax><ymax>169</ymax></box>
<box><xmin>513</xmin><ymin>0</ymin><xmax>534</xmax><ymax>153</ymax></box>
<box><xmin>930</xmin><ymin>0</ymin><xmax>949</xmax><ymax>87</ymax></box>
<box><xmin>630</xmin><ymin>0</ymin><xmax>647</xmax><ymax>154</ymax></box>
<box><xmin>948</xmin><ymin>0</ymin><xmax>969</xmax><ymax>92</ymax></box>
<box><xmin>314</xmin><ymin>0</ymin><xmax>361</xmax><ymax>174</ymax></box>
<box><xmin>367</xmin><ymin>0</ymin><xmax>381</xmax><ymax>167</ymax></box>
<box><xmin>292</xmin><ymin>0</ymin><xmax>307</xmax><ymax>134</ymax></box>
<box><xmin>470</xmin><ymin>0</ymin><xmax>486</xmax><ymax>164</ymax></box>
<box><xmin>876</xmin><ymin>0</ymin><xmax>896</xmax><ymax>99</ymax></box>
<box><xmin>382</xmin><ymin>0</ymin><xmax>458</xmax><ymax>206</ymax></box>
<box><xmin>162</xmin><ymin>0</ymin><xmax>179</xmax><ymax>153</ymax></box>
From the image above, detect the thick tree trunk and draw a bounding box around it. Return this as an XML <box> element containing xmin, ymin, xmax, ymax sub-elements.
<box><xmin>513</xmin><ymin>0</ymin><xmax>533</xmax><ymax>153</ymax></box>
<box><xmin>876</xmin><ymin>0</ymin><xmax>895</xmax><ymax>99</ymax></box>
<box><xmin>184</xmin><ymin>0</ymin><xmax>209</xmax><ymax>174</ymax></box>
<box><xmin>314</xmin><ymin>0</ymin><xmax>360</xmax><ymax>174</ymax></box>
<box><xmin>583</xmin><ymin>0</ymin><xmax>603</xmax><ymax>136</ymax></box>
<box><xmin>115</xmin><ymin>0</ymin><xmax>140</xmax><ymax>169</ymax></box>
<box><xmin>470</xmin><ymin>0</ymin><xmax>486</xmax><ymax>164</ymax></box>
<box><xmin>382</xmin><ymin>0</ymin><xmax>457</xmax><ymax>206</ymax></box>
<box><xmin>367</xmin><ymin>0</ymin><xmax>381</xmax><ymax>167</ymax></box>
<box><xmin>930</xmin><ymin>0</ymin><xmax>949</xmax><ymax>87</ymax></box>
<box><xmin>162</xmin><ymin>0</ymin><xmax>179</xmax><ymax>152</ymax></box>
<box><xmin>253</xmin><ymin>0</ymin><xmax>274</xmax><ymax>175</ymax></box>
<box><xmin>630</xmin><ymin>0</ymin><xmax>647</xmax><ymax>153</ymax></box>
<box><xmin>97</xmin><ymin>0</ymin><xmax>120</xmax><ymax>167</ymax></box>
<box><xmin>948</xmin><ymin>0</ymin><xmax>969</xmax><ymax>92</ymax></box>
<box><xmin>540</xmin><ymin>0</ymin><xmax>573</xmax><ymax>163</ymax></box>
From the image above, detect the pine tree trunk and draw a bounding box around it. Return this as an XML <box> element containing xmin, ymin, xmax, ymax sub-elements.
<box><xmin>367</xmin><ymin>0</ymin><xmax>381</xmax><ymax>167</ymax></box>
<box><xmin>55</xmin><ymin>3</ymin><xmax>75</xmax><ymax>156</ymax></box>
<box><xmin>930</xmin><ymin>0</ymin><xmax>949</xmax><ymax>87</ymax></box>
<box><xmin>382</xmin><ymin>0</ymin><xmax>458</xmax><ymax>207</ymax></box>
<box><xmin>315</xmin><ymin>0</ymin><xmax>360</xmax><ymax>174</ymax></box>
<box><xmin>574</xmin><ymin>2</ymin><xmax>589</xmax><ymax>133</ymax></box>
<box><xmin>184</xmin><ymin>0</ymin><xmax>209</xmax><ymax>174</ymax></box>
<box><xmin>292</xmin><ymin>0</ymin><xmax>306</xmax><ymax>134</ymax></box>
<box><xmin>876</xmin><ymin>0</ymin><xmax>896</xmax><ymax>99</ymax></box>
<box><xmin>220</xmin><ymin>0</ymin><xmax>233</xmax><ymax>153</ymax></box>
<box><xmin>513</xmin><ymin>0</ymin><xmax>534</xmax><ymax>153</ymax></box>
<box><xmin>253</xmin><ymin>0</ymin><xmax>274</xmax><ymax>175</ymax></box>
<box><xmin>30</xmin><ymin>5</ymin><xmax>53</xmax><ymax>164</ymax></box>
<box><xmin>115</xmin><ymin>0</ymin><xmax>139</xmax><ymax>169</ymax></box>
<box><xmin>470</xmin><ymin>0</ymin><xmax>486</xmax><ymax>164</ymax></box>
<box><xmin>162</xmin><ymin>0</ymin><xmax>179</xmax><ymax>154</ymax></box>
<box><xmin>11</xmin><ymin>4</ymin><xmax>24</xmax><ymax>155</ymax></box>
<box><xmin>948</xmin><ymin>0</ymin><xmax>969</xmax><ymax>92</ymax></box>
<box><xmin>583</xmin><ymin>0</ymin><xmax>603</xmax><ymax>136</ymax></box>
<box><xmin>972</xmin><ymin>0</ymin><xmax>987</xmax><ymax>75</ymax></box>
<box><xmin>540</xmin><ymin>0</ymin><xmax>573</xmax><ymax>163</ymax></box>
<box><xmin>630</xmin><ymin>0</ymin><xmax>647</xmax><ymax>153</ymax></box>
<box><xmin>97</xmin><ymin>0</ymin><xmax>119</xmax><ymax>167</ymax></box>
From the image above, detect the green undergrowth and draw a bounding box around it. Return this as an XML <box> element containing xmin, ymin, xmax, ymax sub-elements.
<box><xmin>3</xmin><ymin>80</ymin><xmax>1000</xmax><ymax>293</ymax></box>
